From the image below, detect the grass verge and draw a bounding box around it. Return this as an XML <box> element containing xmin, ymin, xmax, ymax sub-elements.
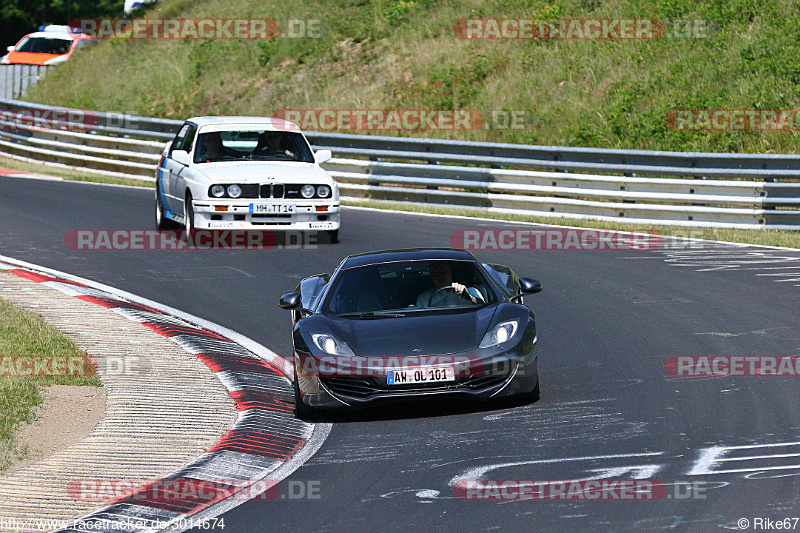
<box><xmin>0</xmin><ymin>298</ymin><xmax>102</xmax><ymax>472</ymax></box>
<box><xmin>0</xmin><ymin>156</ymin><xmax>154</xmax><ymax>189</ymax></box>
<box><xmin>24</xmin><ymin>0</ymin><xmax>800</xmax><ymax>155</ymax></box>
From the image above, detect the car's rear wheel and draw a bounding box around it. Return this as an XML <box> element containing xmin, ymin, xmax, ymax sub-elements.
<box><xmin>293</xmin><ymin>378</ymin><xmax>316</xmax><ymax>420</ymax></box>
<box><xmin>327</xmin><ymin>229</ymin><xmax>339</xmax><ymax>243</ymax></box>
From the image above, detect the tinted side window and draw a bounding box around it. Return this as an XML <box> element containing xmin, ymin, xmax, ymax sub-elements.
<box><xmin>169</xmin><ymin>124</ymin><xmax>189</xmax><ymax>156</ymax></box>
<box><xmin>180</xmin><ymin>124</ymin><xmax>198</xmax><ymax>153</ymax></box>
<box><xmin>482</xmin><ymin>264</ymin><xmax>519</xmax><ymax>297</ymax></box>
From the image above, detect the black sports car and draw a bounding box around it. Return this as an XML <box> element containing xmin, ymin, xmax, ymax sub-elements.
<box><xmin>279</xmin><ymin>248</ymin><xmax>542</xmax><ymax>418</ymax></box>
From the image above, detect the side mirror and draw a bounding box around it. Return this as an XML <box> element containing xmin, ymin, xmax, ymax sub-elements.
<box><xmin>171</xmin><ymin>149</ymin><xmax>190</xmax><ymax>166</ymax></box>
<box><xmin>519</xmin><ymin>277</ymin><xmax>542</xmax><ymax>294</ymax></box>
<box><xmin>279</xmin><ymin>292</ymin><xmax>302</xmax><ymax>309</ymax></box>
<box><xmin>6</xmin><ymin>46</ymin><xmax>14</xmax><ymax>52</ymax></box>
<box><xmin>315</xmin><ymin>149</ymin><xmax>332</xmax><ymax>165</ymax></box>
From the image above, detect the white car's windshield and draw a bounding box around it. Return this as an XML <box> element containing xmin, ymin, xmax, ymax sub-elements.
<box><xmin>193</xmin><ymin>130</ymin><xmax>314</xmax><ymax>163</ymax></box>
<box><xmin>16</xmin><ymin>37</ymin><xmax>72</xmax><ymax>55</ymax></box>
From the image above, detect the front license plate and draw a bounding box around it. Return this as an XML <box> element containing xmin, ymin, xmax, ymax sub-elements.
<box><xmin>249</xmin><ymin>203</ymin><xmax>296</xmax><ymax>214</ymax></box>
<box><xmin>387</xmin><ymin>366</ymin><xmax>455</xmax><ymax>385</ymax></box>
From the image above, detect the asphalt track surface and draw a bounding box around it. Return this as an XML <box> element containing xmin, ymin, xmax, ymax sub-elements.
<box><xmin>2</xmin><ymin>176</ymin><xmax>800</xmax><ymax>532</ymax></box>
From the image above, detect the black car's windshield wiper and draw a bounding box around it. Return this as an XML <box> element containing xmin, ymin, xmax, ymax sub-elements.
<box><xmin>337</xmin><ymin>311</ymin><xmax>405</xmax><ymax>319</ymax></box>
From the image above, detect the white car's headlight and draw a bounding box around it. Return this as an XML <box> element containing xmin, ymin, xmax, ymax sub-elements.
<box><xmin>210</xmin><ymin>185</ymin><xmax>226</xmax><ymax>198</ymax></box>
<box><xmin>301</xmin><ymin>184</ymin><xmax>316</xmax><ymax>198</ymax></box>
<box><xmin>43</xmin><ymin>55</ymin><xmax>68</xmax><ymax>66</ymax></box>
<box><xmin>311</xmin><ymin>333</ymin><xmax>354</xmax><ymax>355</ymax></box>
<box><xmin>227</xmin><ymin>184</ymin><xmax>242</xmax><ymax>198</ymax></box>
<box><xmin>316</xmin><ymin>185</ymin><xmax>331</xmax><ymax>198</ymax></box>
<box><xmin>479</xmin><ymin>319</ymin><xmax>519</xmax><ymax>348</ymax></box>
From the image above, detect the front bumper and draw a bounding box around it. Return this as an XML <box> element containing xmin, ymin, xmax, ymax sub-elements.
<box><xmin>192</xmin><ymin>200</ymin><xmax>340</xmax><ymax>231</ymax></box>
<box><xmin>295</xmin><ymin>341</ymin><xmax>539</xmax><ymax>410</ymax></box>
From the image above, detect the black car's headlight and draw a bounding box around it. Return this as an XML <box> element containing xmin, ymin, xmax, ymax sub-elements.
<box><xmin>311</xmin><ymin>333</ymin><xmax>355</xmax><ymax>355</ymax></box>
<box><xmin>479</xmin><ymin>319</ymin><xmax>519</xmax><ymax>348</ymax></box>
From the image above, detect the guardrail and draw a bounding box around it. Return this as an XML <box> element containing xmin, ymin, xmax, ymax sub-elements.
<box><xmin>0</xmin><ymin>65</ymin><xmax>50</xmax><ymax>99</ymax></box>
<box><xmin>1</xmin><ymin>97</ymin><xmax>799</xmax><ymax>229</ymax></box>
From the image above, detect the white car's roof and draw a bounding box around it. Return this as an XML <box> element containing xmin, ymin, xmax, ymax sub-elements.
<box><xmin>187</xmin><ymin>116</ymin><xmax>301</xmax><ymax>131</ymax></box>
<box><xmin>25</xmin><ymin>31</ymin><xmax>76</xmax><ymax>41</ymax></box>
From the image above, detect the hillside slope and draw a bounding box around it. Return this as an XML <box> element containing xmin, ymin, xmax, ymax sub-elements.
<box><xmin>25</xmin><ymin>0</ymin><xmax>800</xmax><ymax>153</ymax></box>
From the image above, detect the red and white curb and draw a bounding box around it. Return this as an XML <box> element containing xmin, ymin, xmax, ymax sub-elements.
<box><xmin>0</xmin><ymin>255</ymin><xmax>331</xmax><ymax>533</ymax></box>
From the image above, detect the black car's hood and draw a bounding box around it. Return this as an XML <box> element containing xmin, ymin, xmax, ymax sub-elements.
<box><xmin>328</xmin><ymin>306</ymin><xmax>498</xmax><ymax>356</ymax></box>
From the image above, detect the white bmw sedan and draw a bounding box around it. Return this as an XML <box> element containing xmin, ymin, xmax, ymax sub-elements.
<box><xmin>155</xmin><ymin>117</ymin><xmax>340</xmax><ymax>241</ymax></box>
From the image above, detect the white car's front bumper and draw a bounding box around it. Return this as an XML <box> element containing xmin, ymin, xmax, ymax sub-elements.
<box><xmin>191</xmin><ymin>200</ymin><xmax>340</xmax><ymax>231</ymax></box>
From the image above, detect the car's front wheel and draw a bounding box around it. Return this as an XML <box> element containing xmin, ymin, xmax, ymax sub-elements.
<box><xmin>529</xmin><ymin>379</ymin><xmax>540</xmax><ymax>402</ymax></box>
<box><xmin>293</xmin><ymin>378</ymin><xmax>316</xmax><ymax>420</ymax></box>
<box><xmin>183</xmin><ymin>190</ymin><xmax>194</xmax><ymax>235</ymax></box>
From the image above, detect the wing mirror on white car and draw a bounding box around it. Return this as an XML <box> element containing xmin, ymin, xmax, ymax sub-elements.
<box><xmin>172</xmin><ymin>150</ymin><xmax>190</xmax><ymax>166</ymax></box>
<box><xmin>315</xmin><ymin>149</ymin><xmax>332</xmax><ymax>165</ymax></box>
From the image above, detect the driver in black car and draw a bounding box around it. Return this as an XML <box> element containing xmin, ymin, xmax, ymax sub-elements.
<box><xmin>415</xmin><ymin>262</ymin><xmax>485</xmax><ymax>307</ymax></box>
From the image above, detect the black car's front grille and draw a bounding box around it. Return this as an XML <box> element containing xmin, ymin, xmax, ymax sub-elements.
<box><xmin>321</xmin><ymin>377</ymin><xmax>377</xmax><ymax>398</ymax></box>
<box><xmin>321</xmin><ymin>368</ymin><xmax>513</xmax><ymax>399</ymax></box>
<box><xmin>462</xmin><ymin>373</ymin><xmax>509</xmax><ymax>390</ymax></box>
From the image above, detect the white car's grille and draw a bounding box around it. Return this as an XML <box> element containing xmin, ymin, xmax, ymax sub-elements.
<box><xmin>259</xmin><ymin>184</ymin><xmax>285</xmax><ymax>198</ymax></box>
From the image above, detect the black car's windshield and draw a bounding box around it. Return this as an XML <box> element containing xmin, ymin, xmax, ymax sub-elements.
<box><xmin>16</xmin><ymin>37</ymin><xmax>72</xmax><ymax>55</ymax></box>
<box><xmin>323</xmin><ymin>260</ymin><xmax>498</xmax><ymax>316</ymax></box>
<box><xmin>194</xmin><ymin>130</ymin><xmax>314</xmax><ymax>163</ymax></box>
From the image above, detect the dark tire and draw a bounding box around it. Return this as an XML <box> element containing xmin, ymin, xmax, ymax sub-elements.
<box><xmin>155</xmin><ymin>184</ymin><xmax>174</xmax><ymax>230</ymax></box>
<box><xmin>183</xmin><ymin>190</ymin><xmax>194</xmax><ymax>236</ymax></box>
<box><xmin>523</xmin><ymin>379</ymin><xmax>539</xmax><ymax>403</ymax></box>
<box><xmin>293</xmin><ymin>378</ymin><xmax>316</xmax><ymax>420</ymax></box>
<box><xmin>528</xmin><ymin>379</ymin><xmax>540</xmax><ymax>402</ymax></box>
<box><xmin>511</xmin><ymin>378</ymin><xmax>540</xmax><ymax>405</ymax></box>
<box><xmin>327</xmin><ymin>229</ymin><xmax>339</xmax><ymax>243</ymax></box>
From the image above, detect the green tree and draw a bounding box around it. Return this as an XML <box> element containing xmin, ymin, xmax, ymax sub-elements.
<box><xmin>1</xmin><ymin>0</ymin><xmax>124</xmax><ymax>49</ymax></box>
